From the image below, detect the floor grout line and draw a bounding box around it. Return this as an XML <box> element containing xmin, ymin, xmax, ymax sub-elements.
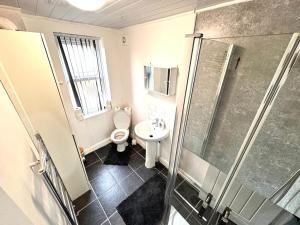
<box><xmin>128</xmin><ymin>164</ymin><xmax>145</xmax><ymax>182</ymax></box>
<box><xmin>76</xmin><ymin>198</ymin><xmax>97</xmax><ymax>215</ymax></box>
<box><xmin>93</xmin><ymin>150</ymin><xmax>102</xmax><ymax>160</ymax></box>
<box><xmin>108</xmin><ymin>210</ymin><xmax>118</xmax><ymax>220</ymax></box>
<box><xmin>90</xmin><ymin>182</ymin><xmax>112</xmax><ymax>225</ymax></box>
<box><xmin>135</xmin><ymin>149</ymin><xmax>145</xmax><ymax>159</ymax></box>
<box><xmin>175</xmin><ymin>178</ymin><xmax>185</xmax><ymax>190</ymax></box>
<box><xmin>112</xmin><ymin>172</ymin><xmax>130</xmax><ymax>197</ymax></box>
<box><xmin>94</xmin><ymin>150</ymin><xmax>104</xmax><ymax>163</ymax></box>
<box><xmin>84</xmin><ymin>159</ymin><xmax>102</xmax><ymax>169</ymax></box>
<box><xmin>158</xmin><ymin>171</ymin><xmax>168</xmax><ymax>179</ymax></box>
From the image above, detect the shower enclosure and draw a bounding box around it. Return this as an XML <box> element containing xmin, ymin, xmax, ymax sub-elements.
<box><xmin>163</xmin><ymin>32</ymin><xmax>300</xmax><ymax>225</ymax></box>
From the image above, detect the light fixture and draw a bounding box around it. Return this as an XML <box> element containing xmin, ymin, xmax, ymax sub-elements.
<box><xmin>65</xmin><ymin>0</ymin><xmax>108</xmax><ymax>11</ymax></box>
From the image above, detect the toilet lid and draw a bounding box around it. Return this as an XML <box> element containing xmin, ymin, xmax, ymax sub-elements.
<box><xmin>113</xmin><ymin>110</ymin><xmax>131</xmax><ymax>129</ymax></box>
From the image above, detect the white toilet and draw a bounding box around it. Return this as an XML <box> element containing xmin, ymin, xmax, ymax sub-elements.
<box><xmin>110</xmin><ymin>106</ymin><xmax>131</xmax><ymax>152</ymax></box>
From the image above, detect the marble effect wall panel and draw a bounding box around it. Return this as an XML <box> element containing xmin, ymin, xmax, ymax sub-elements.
<box><xmin>203</xmin><ymin>35</ymin><xmax>292</xmax><ymax>173</ymax></box>
<box><xmin>237</xmin><ymin>56</ymin><xmax>300</xmax><ymax>201</ymax></box>
<box><xmin>194</xmin><ymin>0</ymin><xmax>300</xmax><ymax>38</ymax></box>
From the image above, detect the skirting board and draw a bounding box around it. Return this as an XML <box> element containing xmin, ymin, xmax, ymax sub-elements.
<box><xmin>84</xmin><ymin>137</ymin><xmax>111</xmax><ymax>155</ymax></box>
<box><xmin>159</xmin><ymin>156</ymin><xmax>203</xmax><ymax>190</ymax></box>
<box><xmin>135</xmin><ymin>137</ymin><xmax>146</xmax><ymax>149</ymax></box>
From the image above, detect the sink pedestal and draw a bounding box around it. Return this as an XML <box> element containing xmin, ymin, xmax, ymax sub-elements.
<box><xmin>145</xmin><ymin>142</ymin><xmax>158</xmax><ymax>168</ymax></box>
<box><xmin>134</xmin><ymin>120</ymin><xmax>169</xmax><ymax>168</ymax></box>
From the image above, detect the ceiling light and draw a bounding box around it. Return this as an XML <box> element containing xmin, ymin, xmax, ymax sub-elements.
<box><xmin>65</xmin><ymin>0</ymin><xmax>107</xmax><ymax>11</ymax></box>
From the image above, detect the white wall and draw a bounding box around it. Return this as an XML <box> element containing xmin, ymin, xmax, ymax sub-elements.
<box><xmin>121</xmin><ymin>12</ymin><xmax>211</xmax><ymax>186</ymax></box>
<box><xmin>22</xmin><ymin>15</ymin><xmax>129</xmax><ymax>152</ymax></box>
<box><xmin>121</xmin><ymin>12</ymin><xmax>195</xmax><ymax>126</ymax></box>
<box><xmin>0</xmin><ymin>83</ymin><xmax>69</xmax><ymax>225</ymax></box>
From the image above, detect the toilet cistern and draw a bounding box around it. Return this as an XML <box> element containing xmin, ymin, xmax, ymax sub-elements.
<box><xmin>134</xmin><ymin>119</ymin><xmax>169</xmax><ymax>168</ymax></box>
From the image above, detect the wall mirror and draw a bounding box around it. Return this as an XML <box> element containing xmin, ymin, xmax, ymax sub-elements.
<box><xmin>144</xmin><ymin>65</ymin><xmax>177</xmax><ymax>96</ymax></box>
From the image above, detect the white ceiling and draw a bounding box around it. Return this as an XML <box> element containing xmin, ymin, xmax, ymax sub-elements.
<box><xmin>0</xmin><ymin>0</ymin><xmax>229</xmax><ymax>28</ymax></box>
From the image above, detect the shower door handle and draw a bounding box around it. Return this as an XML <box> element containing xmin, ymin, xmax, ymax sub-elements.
<box><xmin>270</xmin><ymin>169</ymin><xmax>300</xmax><ymax>204</ymax></box>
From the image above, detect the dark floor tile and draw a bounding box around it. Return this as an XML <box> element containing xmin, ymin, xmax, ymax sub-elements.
<box><xmin>91</xmin><ymin>172</ymin><xmax>117</xmax><ymax>197</ymax></box>
<box><xmin>159</xmin><ymin>167</ymin><xmax>169</xmax><ymax>178</ymax></box>
<box><xmin>155</xmin><ymin>161</ymin><xmax>167</xmax><ymax>171</ymax></box>
<box><xmin>135</xmin><ymin>165</ymin><xmax>158</xmax><ymax>182</ymax></box>
<box><xmin>77</xmin><ymin>200</ymin><xmax>106</xmax><ymax>225</ymax></box>
<box><xmin>73</xmin><ymin>190</ymin><xmax>96</xmax><ymax>213</ymax></box>
<box><xmin>128</xmin><ymin>152</ymin><xmax>145</xmax><ymax>170</ymax></box>
<box><xmin>109</xmin><ymin>165</ymin><xmax>133</xmax><ymax>182</ymax></box>
<box><xmin>137</xmin><ymin>148</ymin><xmax>146</xmax><ymax>158</ymax></box>
<box><xmin>98</xmin><ymin>184</ymin><xmax>127</xmax><ymax>217</ymax></box>
<box><xmin>109</xmin><ymin>212</ymin><xmax>126</xmax><ymax>225</ymax></box>
<box><xmin>171</xmin><ymin>195</ymin><xmax>191</xmax><ymax>218</ymax></box>
<box><xmin>157</xmin><ymin>171</ymin><xmax>167</xmax><ymax>181</ymax></box>
<box><xmin>176</xmin><ymin>181</ymin><xmax>201</xmax><ymax>208</ymax></box>
<box><xmin>120</xmin><ymin>172</ymin><xmax>144</xmax><ymax>196</ymax></box>
<box><xmin>86</xmin><ymin>162</ymin><xmax>112</xmax><ymax>181</ymax></box>
<box><xmin>132</xmin><ymin>144</ymin><xmax>143</xmax><ymax>152</ymax></box>
<box><xmin>175</xmin><ymin>174</ymin><xmax>184</xmax><ymax>188</ymax></box>
<box><xmin>84</xmin><ymin>152</ymin><xmax>100</xmax><ymax>168</ymax></box>
<box><xmin>155</xmin><ymin>161</ymin><xmax>168</xmax><ymax>178</ymax></box>
<box><xmin>96</xmin><ymin>143</ymin><xmax>115</xmax><ymax>160</ymax></box>
<box><xmin>173</xmin><ymin>191</ymin><xmax>194</xmax><ymax>213</ymax></box>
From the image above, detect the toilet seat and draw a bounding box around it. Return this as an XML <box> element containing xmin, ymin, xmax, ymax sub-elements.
<box><xmin>111</xmin><ymin>128</ymin><xmax>129</xmax><ymax>144</ymax></box>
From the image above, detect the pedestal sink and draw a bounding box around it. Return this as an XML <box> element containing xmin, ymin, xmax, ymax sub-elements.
<box><xmin>134</xmin><ymin>120</ymin><xmax>169</xmax><ymax>168</ymax></box>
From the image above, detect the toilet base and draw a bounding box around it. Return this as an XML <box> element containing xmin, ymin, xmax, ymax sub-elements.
<box><xmin>117</xmin><ymin>142</ymin><xmax>128</xmax><ymax>152</ymax></box>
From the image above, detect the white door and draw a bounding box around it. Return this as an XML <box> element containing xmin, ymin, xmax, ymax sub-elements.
<box><xmin>0</xmin><ymin>30</ymin><xmax>89</xmax><ymax>199</ymax></box>
<box><xmin>0</xmin><ymin>81</ymin><xmax>70</xmax><ymax>225</ymax></box>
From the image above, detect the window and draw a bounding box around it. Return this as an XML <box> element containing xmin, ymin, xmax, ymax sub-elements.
<box><xmin>56</xmin><ymin>33</ymin><xmax>111</xmax><ymax>117</ymax></box>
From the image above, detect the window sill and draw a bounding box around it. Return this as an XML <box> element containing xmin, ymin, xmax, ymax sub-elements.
<box><xmin>75</xmin><ymin>108</ymin><xmax>111</xmax><ymax>121</ymax></box>
<box><xmin>85</xmin><ymin>109</ymin><xmax>111</xmax><ymax>119</ymax></box>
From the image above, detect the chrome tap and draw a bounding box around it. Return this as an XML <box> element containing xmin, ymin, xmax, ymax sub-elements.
<box><xmin>152</xmin><ymin>118</ymin><xmax>159</xmax><ymax>127</ymax></box>
<box><xmin>158</xmin><ymin>118</ymin><xmax>166</xmax><ymax>129</ymax></box>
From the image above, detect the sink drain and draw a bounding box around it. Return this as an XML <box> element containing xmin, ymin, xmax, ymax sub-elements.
<box><xmin>149</xmin><ymin>135</ymin><xmax>153</xmax><ymax>138</ymax></box>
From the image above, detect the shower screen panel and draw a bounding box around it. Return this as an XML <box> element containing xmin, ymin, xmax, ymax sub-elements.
<box><xmin>167</xmin><ymin>34</ymin><xmax>299</xmax><ymax>225</ymax></box>
<box><xmin>183</xmin><ymin>34</ymin><xmax>293</xmax><ymax>174</ymax></box>
<box><xmin>183</xmin><ymin>40</ymin><xmax>234</xmax><ymax>158</ymax></box>
<box><xmin>235</xmin><ymin>52</ymin><xmax>300</xmax><ymax>218</ymax></box>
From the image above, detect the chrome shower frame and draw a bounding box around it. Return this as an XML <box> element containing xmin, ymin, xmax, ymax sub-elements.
<box><xmin>162</xmin><ymin>34</ymin><xmax>203</xmax><ymax>224</ymax></box>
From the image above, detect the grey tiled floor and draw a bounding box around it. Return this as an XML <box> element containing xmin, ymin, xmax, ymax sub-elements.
<box><xmin>74</xmin><ymin>143</ymin><xmax>168</xmax><ymax>225</ymax></box>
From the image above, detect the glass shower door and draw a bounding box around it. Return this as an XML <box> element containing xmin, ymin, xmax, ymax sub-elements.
<box><xmin>217</xmin><ymin>35</ymin><xmax>300</xmax><ymax>225</ymax></box>
<box><xmin>164</xmin><ymin>33</ymin><xmax>299</xmax><ymax>225</ymax></box>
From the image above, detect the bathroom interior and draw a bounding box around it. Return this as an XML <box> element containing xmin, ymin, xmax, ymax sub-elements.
<box><xmin>0</xmin><ymin>0</ymin><xmax>300</xmax><ymax>225</ymax></box>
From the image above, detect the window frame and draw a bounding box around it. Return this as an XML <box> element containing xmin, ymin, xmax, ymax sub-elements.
<box><xmin>55</xmin><ymin>33</ymin><xmax>111</xmax><ymax>118</ymax></box>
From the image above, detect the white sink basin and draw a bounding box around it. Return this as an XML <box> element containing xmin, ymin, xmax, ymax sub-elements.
<box><xmin>134</xmin><ymin>120</ymin><xmax>169</xmax><ymax>142</ymax></box>
<box><xmin>134</xmin><ymin>120</ymin><xmax>169</xmax><ymax>168</ymax></box>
